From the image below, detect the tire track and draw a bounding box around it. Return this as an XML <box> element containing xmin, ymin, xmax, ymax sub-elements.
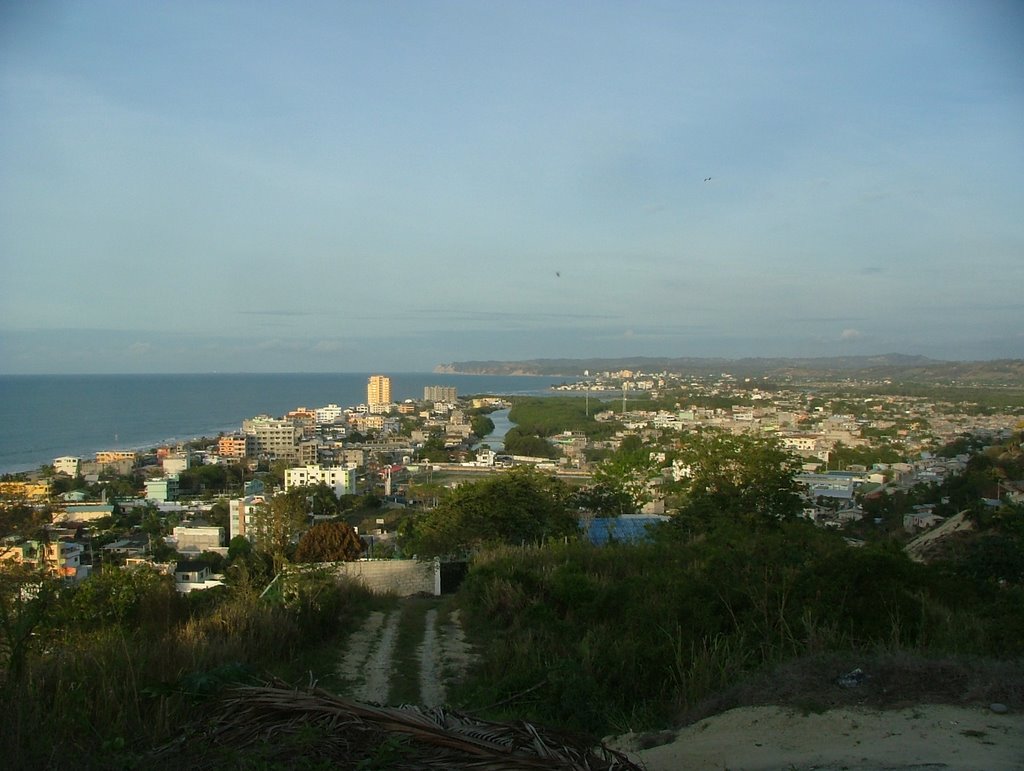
<box><xmin>418</xmin><ymin>608</ymin><xmax>444</xmax><ymax>707</ymax></box>
<box><xmin>337</xmin><ymin>609</ymin><xmax>401</xmax><ymax>704</ymax></box>
<box><xmin>338</xmin><ymin>601</ymin><xmax>477</xmax><ymax>707</ymax></box>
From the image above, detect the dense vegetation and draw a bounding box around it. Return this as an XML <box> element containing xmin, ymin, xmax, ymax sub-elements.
<box><xmin>508</xmin><ymin>397</ymin><xmax>621</xmax><ymax>438</ymax></box>
<box><xmin>399</xmin><ymin>467</ymin><xmax>578</xmax><ymax>557</ymax></box>
<box><xmin>453</xmin><ymin>516</ymin><xmax>1024</xmax><ymax>735</ymax></box>
<box><xmin>0</xmin><ymin>565</ymin><xmax>375</xmax><ymax>767</ymax></box>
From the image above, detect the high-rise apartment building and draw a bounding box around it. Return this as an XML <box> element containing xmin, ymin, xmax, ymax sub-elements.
<box><xmin>241</xmin><ymin>416</ymin><xmax>301</xmax><ymax>460</ymax></box>
<box><xmin>367</xmin><ymin>375</ymin><xmax>392</xmax><ymax>413</ymax></box>
<box><xmin>423</xmin><ymin>385</ymin><xmax>457</xmax><ymax>402</ymax></box>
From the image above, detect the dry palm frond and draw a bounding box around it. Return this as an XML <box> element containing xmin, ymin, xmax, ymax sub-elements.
<box><xmin>150</xmin><ymin>681</ymin><xmax>643</xmax><ymax>770</ymax></box>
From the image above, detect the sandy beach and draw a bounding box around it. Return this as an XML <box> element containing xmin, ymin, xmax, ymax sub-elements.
<box><xmin>611</xmin><ymin>704</ymin><xmax>1023</xmax><ymax>770</ymax></box>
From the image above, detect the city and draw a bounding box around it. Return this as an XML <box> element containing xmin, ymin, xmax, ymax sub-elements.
<box><xmin>3</xmin><ymin>369</ymin><xmax>1021</xmax><ymax>589</ymax></box>
<box><xmin>3</xmin><ymin>1</ymin><xmax>1023</xmax><ymax>766</ymax></box>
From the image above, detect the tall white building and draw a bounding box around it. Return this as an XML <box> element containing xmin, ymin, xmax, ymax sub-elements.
<box><xmin>284</xmin><ymin>464</ymin><xmax>357</xmax><ymax>497</ymax></box>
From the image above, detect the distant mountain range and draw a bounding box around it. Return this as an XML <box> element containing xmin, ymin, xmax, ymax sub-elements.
<box><xmin>435</xmin><ymin>355</ymin><xmax>1024</xmax><ymax>385</ymax></box>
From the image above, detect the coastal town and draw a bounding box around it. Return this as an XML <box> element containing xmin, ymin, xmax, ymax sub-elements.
<box><xmin>2</xmin><ymin>369</ymin><xmax>1022</xmax><ymax>594</ymax></box>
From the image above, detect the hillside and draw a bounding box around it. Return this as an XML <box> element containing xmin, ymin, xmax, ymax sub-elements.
<box><xmin>436</xmin><ymin>355</ymin><xmax>1024</xmax><ymax>386</ymax></box>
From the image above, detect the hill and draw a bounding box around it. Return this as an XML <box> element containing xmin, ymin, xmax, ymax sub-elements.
<box><xmin>436</xmin><ymin>355</ymin><xmax>1024</xmax><ymax>386</ymax></box>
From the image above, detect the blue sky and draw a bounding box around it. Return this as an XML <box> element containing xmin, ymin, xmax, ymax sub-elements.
<box><xmin>1</xmin><ymin>1</ymin><xmax>1022</xmax><ymax>373</ymax></box>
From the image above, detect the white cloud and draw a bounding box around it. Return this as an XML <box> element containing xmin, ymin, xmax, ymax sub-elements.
<box><xmin>840</xmin><ymin>329</ymin><xmax>863</xmax><ymax>341</ymax></box>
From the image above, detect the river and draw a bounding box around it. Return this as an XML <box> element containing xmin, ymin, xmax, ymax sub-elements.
<box><xmin>475</xmin><ymin>408</ymin><xmax>513</xmax><ymax>451</ymax></box>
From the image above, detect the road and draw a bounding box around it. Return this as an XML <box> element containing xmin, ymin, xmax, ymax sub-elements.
<box><xmin>336</xmin><ymin>597</ymin><xmax>476</xmax><ymax>707</ymax></box>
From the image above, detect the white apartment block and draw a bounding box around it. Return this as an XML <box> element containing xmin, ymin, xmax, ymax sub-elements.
<box><xmin>283</xmin><ymin>464</ymin><xmax>357</xmax><ymax>497</ymax></box>
<box><xmin>315</xmin><ymin>404</ymin><xmax>343</xmax><ymax>424</ymax></box>
<box><xmin>53</xmin><ymin>456</ymin><xmax>81</xmax><ymax>476</ymax></box>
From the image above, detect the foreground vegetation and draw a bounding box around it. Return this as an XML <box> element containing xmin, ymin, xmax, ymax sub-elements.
<box><xmin>452</xmin><ymin>517</ymin><xmax>1024</xmax><ymax>735</ymax></box>
<box><xmin>0</xmin><ymin>567</ymin><xmax>377</xmax><ymax>767</ymax></box>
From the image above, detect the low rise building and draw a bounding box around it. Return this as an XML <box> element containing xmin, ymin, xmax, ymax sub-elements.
<box><xmin>1</xmin><ymin>539</ymin><xmax>88</xmax><ymax>581</ymax></box>
<box><xmin>172</xmin><ymin>524</ymin><xmax>224</xmax><ymax>552</ymax></box>
<box><xmin>145</xmin><ymin>475</ymin><xmax>179</xmax><ymax>503</ymax></box>
<box><xmin>0</xmin><ymin>480</ymin><xmax>50</xmax><ymax>500</ymax></box>
<box><xmin>284</xmin><ymin>464</ymin><xmax>357</xmax><ymax>497</ymax></box>
<box><xmin>229</xmin><ymin>495</ymin><xmax>265</xmax><ymax>541</ymax></box>
<box><xmin>174</xmin><ymin>560</ymin><xmax>223</xmax><ymax>593</ymax></box>
<box><xmin>96</xmin><ymin>450</ymin><xmax>138</xmax><ymax>466</ymax></box>
<box><xmin>58</xmin><ymin>503</ymin><xmax>116</xmax><ymax>523</ymax></box>
<box><xmin>218</xmin><ymin>434</ymin><xmax>256</xmax><ymax>459</ymax></box>
<box><xmin>53</xmin><ymin>456</ymin><xmax>82</xmax><ymax>476</ymax></box>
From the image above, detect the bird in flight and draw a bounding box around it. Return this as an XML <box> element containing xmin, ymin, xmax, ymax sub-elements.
<box><xmin>704</xmin><ymin>177</ymin><xmax>712</xmax><ymax>182</ymax></box>
<box><xmin>555</xmin><ymin>271</ymin><xmax>561</xmax><ymax>278</ymax></box>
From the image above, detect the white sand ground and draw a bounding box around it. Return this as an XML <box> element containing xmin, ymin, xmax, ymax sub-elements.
<box><xmin>611</xmin><ymin>704</ymin><xmax>1023</xmax><ymax>770</ymax></box>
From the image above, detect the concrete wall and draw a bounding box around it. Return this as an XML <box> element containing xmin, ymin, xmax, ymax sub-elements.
<box><xmin>334</xmin><ymin>558</ymin><xmax>440</xmax><ymax>597</ymax></box>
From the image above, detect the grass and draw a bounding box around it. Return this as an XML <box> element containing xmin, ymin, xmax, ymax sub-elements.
<box><xmin>451</xmin><ymin>528</ymin><xmax>1024</xmax><ymax>736</ymax></box>
<box><xmin>0</xmin><ymin>575</ymin><xmax>379</xmax><ymax>768</ymax></box>
<box><xmin>388</xmin><ymin>597</ymin><xmax>437</xmax><ymax>704</ymax></box>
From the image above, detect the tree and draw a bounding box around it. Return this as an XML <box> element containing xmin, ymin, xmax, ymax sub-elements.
<box><xmin>400</xmin><ymin>467</ymin><xmax>577</xmax><ymax>557</ymax></box>
<box><xmin>0</xmin><ymin>567</ymin><xmax>60</xmax><ymax>683</ymax></box>
<box><xmin>294</xmin><ymin>521</ymin><xmax>363</xmax><ymax>563</ymax></box>
<box><xmin>589</xmin><ymin>434</ymin><xmax>662</xmax><ymax>514</ymax></box>
<box><xmin>667</xmin><ymin>430</ymin><xmax>805</xmax><ymax>530</ymax></box>
<box><xmin>503</xmin><ymin>428</ymin><xmax>559</xmax><ymax>458</ymax></box>
<box><xmin>64</xmin><ymin>564</ymin><xmax>179</xmax><ymax>630</ymax></box>
<box><xmin>247</xmin><ymin>490</ymin><xmax>308</xmax><ymax>572</ymax></box>
<box><xmin>470</xmin><ymin>414</ymin><xmax>495</xmax><ymax>439</ymax></box>
<box><xmin>418</xmin><ymin>431</ymin><xmax>448</xmax><ymax>462</ymax></box>
<box><xmin>572</xmin><ymin>483</ymin><xmax>636</xmax><ymax>517</ymax></box>
<box><xmin>306</xmin><ymin>482</ymin><xmax>342</xmax><ymax>517</ymax></box>
<box><xmin>208</xmin><ymin>499</ymin><xmax>230</xmax><ymax>531</ymax></box>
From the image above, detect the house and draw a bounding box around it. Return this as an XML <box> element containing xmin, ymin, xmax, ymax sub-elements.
<box><xmin>102</xmin><ymin>536</ymin><xmax>148</xmax><ymax>559</ymax></box>
<box><xmin>173</xmin><ymin>560</ymin><xmax>223</xmax><ymax>593</ymax></box>
<box><xmin>58</xmin><ymin>503</ymin><xmax>115</xmax><ymax>523</ymax></box>
<box><xmin>1</xmin><ymin>539</ymin><xmax>90</xmax><ymax>582</ymax></box>
<box><xmin>904</xmin><ymin>507</ymin><xmax>944</xmax><ymax>532</ymax></box>
<box><xmin>172</xmin><ymin>524</ymin><xmax>224</xmax><ymax>553</ymax></box>
<box><xmin>145</xmin><ymin>475</ymin><xmax>179</xmax><ymax>503</ymax></box>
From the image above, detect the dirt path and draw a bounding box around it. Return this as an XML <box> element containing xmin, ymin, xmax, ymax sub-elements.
<box><xmin>337</xmin><ymin>600</ymin><xmax>476</xmax><ymax>707</ymax></box>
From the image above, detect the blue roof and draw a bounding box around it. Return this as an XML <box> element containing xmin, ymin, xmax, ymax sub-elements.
<box><xmin>581</xmin><ymin>516</ymin><xmax>669</xmax><ymax>546</ymax></box>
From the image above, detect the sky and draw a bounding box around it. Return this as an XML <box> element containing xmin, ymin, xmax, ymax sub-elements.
<box><xmin>1</xmin><ymin>1</ymin><xmax>1022</xmax><ymax>374</ymax></box>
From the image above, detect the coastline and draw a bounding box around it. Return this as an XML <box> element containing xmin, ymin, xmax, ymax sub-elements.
<box><xmin>0</xmin><ymin>372</ymin><xmax>554</xmax><ymax>476</ymax></box>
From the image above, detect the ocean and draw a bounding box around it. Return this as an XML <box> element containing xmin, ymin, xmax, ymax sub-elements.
<box><xmin>0</xmin><ymin>372</ymin><xmax>558</xmax><ymax>475</ymax></box>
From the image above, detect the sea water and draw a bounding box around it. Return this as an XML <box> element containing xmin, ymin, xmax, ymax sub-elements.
<box><xmin>0</xmin><ymin>372</ymin><xmax>556</xmax><ymax>474</ymax></box>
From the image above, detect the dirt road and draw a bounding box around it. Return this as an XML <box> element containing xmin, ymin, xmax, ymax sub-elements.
<box><xmin>336</xmin><ymin>598</ymin><xmax>476</xmax><ymax>707</ymax></box>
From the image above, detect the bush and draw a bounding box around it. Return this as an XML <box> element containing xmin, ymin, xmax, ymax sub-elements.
<box><xmin>453</xmin><ymin>523</ymin><xmax>1024</xmax><ymax>736</ymax></box>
